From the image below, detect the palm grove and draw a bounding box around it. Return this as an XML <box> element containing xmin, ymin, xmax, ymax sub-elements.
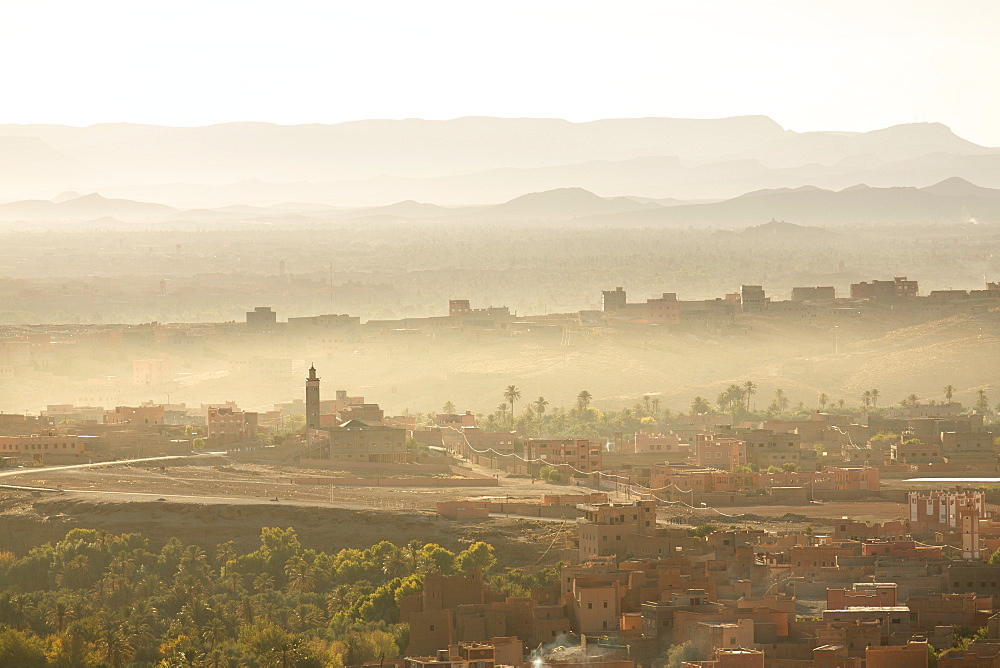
<box><xmin>0</xmin><ymin>527</ymin><xmax>556</xmax><ymax>667</ymax></box>
<box><xmin>435</xmin><ymin>383</ymin><xmax>1000</xmax><ymax>442</ymax></box>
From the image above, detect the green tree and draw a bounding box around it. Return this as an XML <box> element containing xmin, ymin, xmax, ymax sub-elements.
<box><xmin>943</xmin><ymin>385</ymin><xmax>956</xmax><ymax>404</ymax></box>
<box><xmin>744</xmin><ymin>380</ymin><xmax>757</xmax><ymax>412</ymax></box>
<box><xmin>690</xmin><ymin>396</ymin><xmax>711</xmax><ymax>415</ymax></box>
<box><xmin>773</xmin><ymin>388</ymin><xmax>789</xmax><ymax>412</ymax></box>
<box><xmin>285</xmin><ymin>556</ymin><xmax>317</xmax><ymax>592</ymax></box>
<box><xmin>442</xmin><ymin>400</ymin><xmax>456</xmax><ymax>414</ymax></box>
<box><xmin>666</xmin><ymin>641</ymin><xmax>700</xmax><ymax>667</ymax></box>
<box><xmin>975</xmin><ymin>389</ymin><xmax>990</xmax><ymax>415</ymax></box>
<box><xmin>0</xmin><ymin>628</ymin><xmax>46</xmax><ymax>668</ymax></box>
<box><xmin>503</xmin><ymin>385</ymin><xmax>521</xmax><ymax>430</ymax></box>
<box><xmin>818</xmin><ymin>393</ymin><xmax>828</xmax><ymax>410</ymax></box>
<box><xmin>577</xmin><ymin>390</ymin><xmax>593</xmax><ymax>414</ymax></box>
<box><xmin>95</xmin><ymin>615</ymin><xmax>136</xmax><ymax>668</ymax></box>
<box><xmin>539</xmin><ymin>465</ymin><xmax>560</xmax><ymax>482</ymax></box>
<box><xmin>456</xmin><ymin>542</ymin><xmax>497</xmax><ymax>575</ymax></box>
<box><xmin>690</xmin><ymin>524</ymin><xmax>719</xmax><ymax>538</ymax></box>
<box><xmin>533</xmin><ymin>396</ymin><xmax>548</xmax><ymax>418</ymax></box>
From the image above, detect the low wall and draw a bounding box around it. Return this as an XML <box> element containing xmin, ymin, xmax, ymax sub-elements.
<box><xmin>451</xmin><ymin>465</ymin><xmax>496</xmax><ymax>479</ymax></box>
<box><xmin>485</xmin><ymin>502</ymin><xmax>582</xmax><ymax>519</ymax></box>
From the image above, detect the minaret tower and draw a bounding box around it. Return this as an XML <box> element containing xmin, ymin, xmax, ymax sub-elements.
<box><xmin>306</xmin><ymin>364</ymin><xmax>320</xmax><ymax>430</ymax></box>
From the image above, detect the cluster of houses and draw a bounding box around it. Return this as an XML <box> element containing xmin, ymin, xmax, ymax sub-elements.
<box><xmin>402</xmin><ymin>491</ymin><xmax>1000</xmax><ymax>667</ymax></box>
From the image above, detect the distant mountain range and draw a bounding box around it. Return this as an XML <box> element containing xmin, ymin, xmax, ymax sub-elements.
<box><xmin>1</xmin><ymin>116</ymin><xmax>998</xmax><ymax>206</ymax></box>
<box><xmin>0</xmin><ymin>193</ymin><xmax>176</xmax><ymax>222</ymax></box>
<box><xmin>3</xmin><ymin>177</ymin><xmax>999</xmax><ymax>228</ymax></box>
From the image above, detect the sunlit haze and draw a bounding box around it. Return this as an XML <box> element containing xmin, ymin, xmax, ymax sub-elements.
<box><xmin>1</xmin><ymin>4</ymin><xmax>1000</xmax><ymax>666</ymax></box>
<box><xmin>2</xmin><ymin>0</ymin><xmax>999</xmax><ymax>145</ymax></box>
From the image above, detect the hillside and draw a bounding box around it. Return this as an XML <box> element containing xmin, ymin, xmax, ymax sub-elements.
<box><xmin>2</xmin><ymin>117</ymin><xmax>998</xmax><ymax>206</ymax></box>
<box><xmin>0</xmin><ymin>193</ymin><xmax>177</xmax><ymax>222</ymax></box>
<box><xmin>578</xmin><ymin>179</ymin><xmax>1000</xmax><ymax>227</ymax></box>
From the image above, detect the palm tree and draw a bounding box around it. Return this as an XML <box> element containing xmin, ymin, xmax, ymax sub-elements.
<box><xmin>284</xmin><ymin>557</ymin><xmax>316</xmax><ymax>593</ymax></box>
<box><xmin>818</xmin><ymin>393</ymin><xmax>828</xmax><ymax>410</ymax></box>
<box><xmin>861</xmin><ymin>390</ymin><xmax>872</xmax><ymax>411</ymax></box>
<box><xmin>837</xmin><ymin>398</ymin><xmax>846</xmax><ymax>409</ymax></box>
<box><xmin>253</xmin><ymin>573</ymin><xmax>274</xmax><ymax>593</ymax></box>
<box><xmin>404</xmin><ymin>539</ymin><xmax>422</xmax><ymax>573</ymax></box>
<box><xmin>382</xmin><ymin>551</ymin><xmax>408</xmax><ymax>578</ymax></box>
<box><xmin>327</xmin><ymin>585</ymin><xmax>351</xmax><ymax>616</ymax></box>
<box><xmin>743</xmin><ymin>380</ymin><xmax>757</xmax><ymax>412</ymax></box>
<box><xmin>179</xmin><ymin>545</ymin><xmax>209</xmax><ymax>578</ymax></box>
<box><xmin>203</xmin><ymin>617</ymin><xmax>228</xmax><ymax>648</ymax></box>
<box><xmin>533</xmin><ymin>396</ymin><xmax>548</xmax><ymax>418</ymax></box>
<box><xmin>641</xmin><ymin>395</ymin><xmax>654</xmax><ymax>417</ymax></box>
<box><xmin>207</xmin><ymin>648</ymin><xmax>229</xmax><ymax>668</ymax></box>
<box><xmin>774</xmin><ymin>388</ymin><xmax>789</xmax><ymax>412</ymax></box>
<box><xmin>503</xmin><ymin>385</ymin><xmax>521</xmax><ymax>430</ymax></box>
<box><xmin>577</xmin><ymin>390</ymin><xmax>593</xmax><ymax>413</ymax></box>
<box><xmin>47</xmin><ymin>600</ymin><xmax>69</xmax><ymax>634</ymax></box>
<box><xmin>905</xmin><ymin>393</ymin><xmax>919</xmax><ymax>407</ymax></box>
<box><xmin>870</xmin><ymin>388</ymin><xmax>880</xmax><ymax>409</ymax></box>
<box><xmin>976</xmin><ymin>389</ymin><xmax>990</xmax><ymax>414</ymax></box>
<box><xmin>718</xmin><ymin>384</ymin><xmax>745</xmax><ymax>414</ymax></box>
<box><xmin>943</xmin><ymin>385</ymin><xmax>956</xmax><ymax>404</ymax></box>
<box><xmin>442</xmin><ymin>400</ymin><xmax>456</xmax><ymax>414</ymax></box>
<box><xmin>96</xmin><ymin>615</ymin><xmax>136</xmax><ymax>668</ymax></box>
<box><xmin>239</xmin><ymin>597</ymin><xmax>255</xmax><ymax>623</ymax></box>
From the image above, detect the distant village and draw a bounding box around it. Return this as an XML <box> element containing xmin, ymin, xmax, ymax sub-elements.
<box><xmin>1</xmin><ymin>276</ymin><xmax>1000</xmax><ymax>666</ymax></box>
<box><xmin>1</xmin><ymin>274</ymin><xmax>999</xmax><ymax>412</ymax></box>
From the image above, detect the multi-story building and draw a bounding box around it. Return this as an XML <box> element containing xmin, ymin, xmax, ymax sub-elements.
<box><xmin>304</xmin><ymin>420</ymin><xmax>407</xmax><ymax>464</ymax></box>
<box><xmin>791</xmin><ymin>286</ymin><xmax>836</xmax><ymax>301</ymax></box>
<box><xmin>246</xmin><ymin>306</ymin><xmax>277</xmax><ymax>330</ymax></box>
<box><xmin>629</xmin><ymin>431</ymin><xmax>684</xmax><ymax>455</ymax></box>
<box><xmin>908</xmin><ymin>489</ymin><xmax>985</xmax><ymax>535</ymax></box>
<box><xmin>577</xmin><ymin>501</ymin><xmax>658</xmax><ymax>559</ymax></box>
<box><xmin>692</xmin><ymin>435</ymin><xmax>746</xmax><ymax>470</ymax></box>
<box><xmin>850</xmin><ymin>277</ymin><xmax>918</xmax><ymax>301</ymax></box>
<box><xmin>104</xmin><ymin>405</ymin><xmax>165</xmax><ymax>427</ymax></box>
<box><xmin>206</xmin><ymin>406</ymin><xmax>259</xmax><ymax>441</ymax></box>
<box><xmin>0</xmin><ymin>432</ymin><xmax>88</xmax><ymax>462</ymax></box>
<box><xmin>337</xmin><ymin>403</ymin><xmax>385</xmax><ymax>423</ymax></box>
<box><xmin>739</xmin><ymin>429</ymin><xmax>802</xmax><ymax>470</ymax></box>
<box><xmin>740</xmin><ymin>285</ymin><xmax>768</xmax><ymax>313</ymax></box>
<box><xmin>132</xmin><ymin>356</ymin><xmax>172</xmax><ymax>385</ymax></box>
<box><xmin>645</xmin><ymin>293</ymin><xmax>681</xmax><ymax>325</ymax></box>
<box><xmin>525</xmin><ymin>438</ymin><xmax>603</xmax><ymax>474</ymax></box>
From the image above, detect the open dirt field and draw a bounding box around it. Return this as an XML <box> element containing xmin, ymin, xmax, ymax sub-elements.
<box><xmin>0</xmin><ymin>458</ymin><xmax>584</xmax><ymax>560</ymax></box>
<box><xmin>663</xmin><ymin>500</ymin><xmax>911</xmax><ymax>534</ymax></box>
<box><xmin>0</xmin><ymin>456</ymin><xmax>930</xmax><ymax>562</ymax></box>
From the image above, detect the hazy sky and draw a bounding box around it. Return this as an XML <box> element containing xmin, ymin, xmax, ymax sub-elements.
<box><xmin>3</xmin><ymin>0</ymin><xmax>999</xmax><ymax>145</ymax></box>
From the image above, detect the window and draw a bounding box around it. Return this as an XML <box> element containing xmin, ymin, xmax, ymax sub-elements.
<box><xmin>603</xmin><ymin>602</ymin><xmax>608</xmax><ymax>608</ymax></box>
<box><xmin>588</xmin><ymin>603</ymin><xmax>593</xmax><ymax>609</ymax></box>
